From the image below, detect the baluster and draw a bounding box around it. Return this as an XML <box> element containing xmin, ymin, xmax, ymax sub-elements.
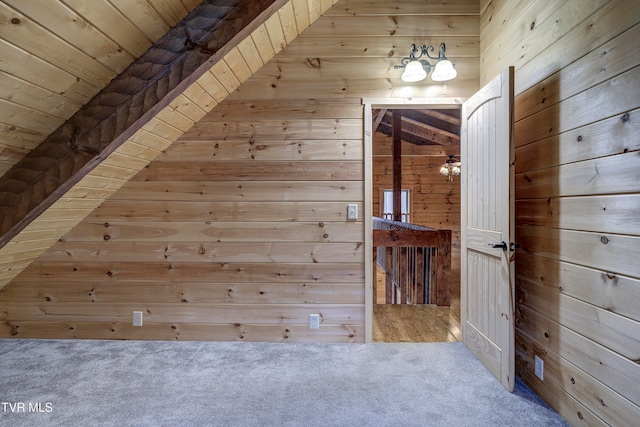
<box><xmin>416</xmin><ymin>247</ymin><xmax>424</xmax><ymax>304</ymax></box>
<box><xmin>385</xmin><ymin>247</ymin><xmax>393</xmax><ymax>304</ymax></box>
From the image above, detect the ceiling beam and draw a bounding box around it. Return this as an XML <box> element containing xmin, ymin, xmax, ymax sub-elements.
<box><xmin>0</xmin><ymin>0</ymin><xmax>286</xmax><ymax>250</ymax></box>
<box><xmin>400</xmin><ymin>115</ymin><xmax>460</xmax><ymax>145</ymax></box>
<box><xmin>400</xmin><ymin>109</ymin><xmax>460</xmax><ymax>135</ymax></box>
<box><xmin>416</xmin><ymin>109</ymin><xmax>461</xmax><ymax>126</ymax></box>
<box><xmin>379</xmin><ymin>111</ymin><xmax>460</xmax><ymax>145</ymax></box>
<box><xmin>373</xmin><ymin>109</ymin><xmax>387</xmax><ymax>133</ymax></box>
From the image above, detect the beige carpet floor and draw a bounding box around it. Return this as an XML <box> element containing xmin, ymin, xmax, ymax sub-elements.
<box><xmin>0</xmin><ymin>339</ymin><xmax>569</xmax><ymax>426</ymax></box>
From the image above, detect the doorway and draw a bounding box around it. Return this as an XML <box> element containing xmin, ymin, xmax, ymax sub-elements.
<box><xmin>363</xmin><ymin>100</ymin><xmax>462</xmax><ymax>343</ymax></box>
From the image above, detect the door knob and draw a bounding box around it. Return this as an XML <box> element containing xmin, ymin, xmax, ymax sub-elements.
<box><xmin>488</xmin><ymin>241</ymin><xmax>508</xmax><ymax>251</ymax></box>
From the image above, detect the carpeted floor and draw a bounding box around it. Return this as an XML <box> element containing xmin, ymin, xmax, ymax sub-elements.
<box><xmin>0</xmin><ymin>340</ymin><xmax>568</xmax><ymax>426</ymax></box>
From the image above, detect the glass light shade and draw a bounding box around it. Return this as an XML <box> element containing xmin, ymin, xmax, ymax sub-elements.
<box><xmin>441</xmin><ymin>160</ymin><xmax>461</xmax><ymax>181</ymax></box>
<box><xmin>431</xmin><ymin>59</ymin><xmax>457</xmax><ymax>82</ymax></box>
<box><xmin>401</xmin><ymin>60</ymin><xmax>427</xmax><ymax>82</ymax></box>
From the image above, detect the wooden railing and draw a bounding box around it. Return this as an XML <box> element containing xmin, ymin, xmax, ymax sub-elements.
<box><xmin>373</xmin><ymin>217</ymin><xmax>451</xmax><ymax>306</ymax></box>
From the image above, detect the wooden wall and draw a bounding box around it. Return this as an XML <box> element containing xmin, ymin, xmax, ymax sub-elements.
<box><xmin>481</xmin><ymin>0</ymin><xmax>640</xmax><ymax>425</ymax></box>
<box><xmin>0</xmin><ymin>0</ymin><xmax>479</xmax><ymax>342</ymax></box>
<box><xmin>0</xmin><ymin>98</ymin><xmax>365</xmax><ymax>342</ymax></box>
<box><xmin>231</xmin><ymin>0</ymin><xmax>480</xmax><ymax>100</ymax></box>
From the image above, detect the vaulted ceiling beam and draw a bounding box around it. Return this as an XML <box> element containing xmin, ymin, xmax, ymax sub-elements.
<box><xmin>373</xmin><ymin>108</ymin><xmax>387</xmax><ymax>133</ymax></box>
<box><xmin>416</xmin><ymin>109</ymin><xmax>461</xmax><ymax>126</ymax></box>
<box><xmin>400</xmin><ymin>115</ymin><xmax>460</xmax><ymax>145</ymax></box>
<box><xmin>400</xmin><ymin>109</ymin><xmax>460</xmax><ymax>135</ymax></box>
<box><xmin>379</xmin><ymin>111</ymin><xmax>460</xmax><ymax>146</ymax></box>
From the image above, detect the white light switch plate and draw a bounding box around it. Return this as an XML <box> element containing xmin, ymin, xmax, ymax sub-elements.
<box><xmin>347</xmin><ymin>204</ymin><xmax>358</xmax><ymax>220</ymax></box>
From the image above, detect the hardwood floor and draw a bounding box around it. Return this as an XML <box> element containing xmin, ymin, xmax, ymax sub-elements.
<box><xmin>372</xmin><ymin>304</ymin><xmax>461</xmax><ymax>342</ymax></box>
<box><xmin>373</xmin><ymin>265</ymin><xmax>461</xmax><ymax>343</ymax></box>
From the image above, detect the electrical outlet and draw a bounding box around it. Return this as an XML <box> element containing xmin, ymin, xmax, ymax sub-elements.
<box><xmin>534</xmin><ymin>355</ymin><xmax>544</xmax><ymax>380</ymax></box>
<box><xmin>309</xmin><ymin>314</ymin><xmax>320</xmax><ymax>330</ymax></box>
<box><xmin>347</xmin><ymin>204</ymin><xmax>358</xmax><ymax>220</ymax></box>
<box><xmin>133</xmin><ymin>311</ymin><xmax>143</xmax><ymax>327</ymax></box>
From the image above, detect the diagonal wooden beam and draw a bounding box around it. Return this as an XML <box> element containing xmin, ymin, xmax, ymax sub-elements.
<box><xmin>389</xmin><ymin>111</ymin><xmax>459</xmax><ymax>145</ymax></box>
<box><xmin>378</xmin><ymin>111</ymin><xmax>460</xmax><ymax>146</ymax></box>
<box><xmin>373</xmin><ymin>108</ymin><xmax>387</xmax><ymax>132</ymax></box>
<box><xmin>415</xmin><ymin>109</ymin><xmax>461</xmax><ymax>126</ymax></box>
<box><xmin>400</xmin><ymin>115</ymin><xmax>460</xmax><ymax>145</ymax></box>
<box><xmin>403</xmin><ymin>109</ymin><xmax>460</xmax><ymax>135</ymax></box>
<box><xmin>0</xmin><ymin>0</ymin><xmax>286</xmax><ymax>250</ymax></box>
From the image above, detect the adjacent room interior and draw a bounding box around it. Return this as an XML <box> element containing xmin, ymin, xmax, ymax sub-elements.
<box><xmin>370</xmin><ymin>108</ymin><xmax>462</xmax><ymax>343</ymax></box>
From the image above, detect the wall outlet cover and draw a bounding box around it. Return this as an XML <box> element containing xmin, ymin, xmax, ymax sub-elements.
<box><xmin>309</xmin><ymin>313</ymin><xmax>320</xmax><ymax>330</ymax></box>
<box><xmin>534</xmin><ymin>355</ymin><xmax>544</xmax><ymax>381</ymax></box>
<box><xmin>133</xmin><ymin>311</ymin><xmax>143</xmax><ymax>327</ymax></box>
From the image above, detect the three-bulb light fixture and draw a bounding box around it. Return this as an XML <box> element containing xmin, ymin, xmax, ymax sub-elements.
<box><xmin>440</xmin><ymin>155</ymin><xmax>461</xmax><ymax>181</ymax></box>
<box><xmin>394</xmin><ymin>43</ymin><xmax>457</xmax><ymax>83</ymax></box>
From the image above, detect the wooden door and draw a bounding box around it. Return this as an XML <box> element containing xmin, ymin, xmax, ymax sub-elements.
<box><xmin>460</xmin><ymin>67</ymin><xmax>515</xmax><ymax>391</ymax></box>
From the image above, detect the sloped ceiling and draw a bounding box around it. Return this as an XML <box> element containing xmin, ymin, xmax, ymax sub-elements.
<box><xmin>0</xmin><ymin>0</ymin><xmax>201</xmax><ymax>177</ymax></box>
<box><xmin>0</xmin><ymin>0</ymin><xmax>339</xmax><ymax>287</ymax></box>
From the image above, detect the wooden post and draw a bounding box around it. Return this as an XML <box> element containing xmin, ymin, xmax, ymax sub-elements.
<box><xmin>429</xmin><ymin>248</ymin><xmax>437</xmax><ymax>304</ymax></box>
<box><xmin>435</xmin><ymin>230</ymin><xmax>451</xmax><ymax>306</ymax></box>
<box><xmin>392</xmin><ymin>110</ymin><xmax>402</xmax><ymax>222</ymax></box>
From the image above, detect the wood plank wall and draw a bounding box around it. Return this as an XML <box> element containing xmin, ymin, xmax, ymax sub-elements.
<box><xmin>0</xmin><ymin>0</ymin><xmax>479</xmax><ymax>342</ymax></box>
<box><xmin>481</xmin><ymin>0</ymin><xmax>640</xmax><ymax>425</ymax></box>
<box><xmin>0</xmin><ymin>98</ymin><xmax>365</xmax><ymax>342</ymax></box>
<box><xmin>372</xmin><ymin>133</ymin><xmax>461</xmax><ymax>308</ymax></box>
<box><xmin>232</xmin><ymin>0</ymin><xmax>480</xmax><ymax>100</ymax></box>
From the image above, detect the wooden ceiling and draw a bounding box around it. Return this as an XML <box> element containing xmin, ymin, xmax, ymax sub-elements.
<box><xmin>373</xmin><ymin>109</ymin><xmax>460</xmax><ymax>146</ymax></box>
<box><xmin>0</xmin><ymin>0</ymin><xmax>290</xmax><ymax>245</ymax></box>
<box><xmin>0</xmin><ymin>0</ymin><xmax>204</xmax><ymax>178</ymax></box>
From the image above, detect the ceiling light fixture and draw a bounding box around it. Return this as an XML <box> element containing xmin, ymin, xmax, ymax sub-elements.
<box><xmin>394</xmin><ymin>43</ymin><xmax>457</xmax><ymax>83</ymax></box>
<box><xmin>440</xmin><ymin>155</ymin><xmax>461</xmax><ymax>181</ymax></box>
